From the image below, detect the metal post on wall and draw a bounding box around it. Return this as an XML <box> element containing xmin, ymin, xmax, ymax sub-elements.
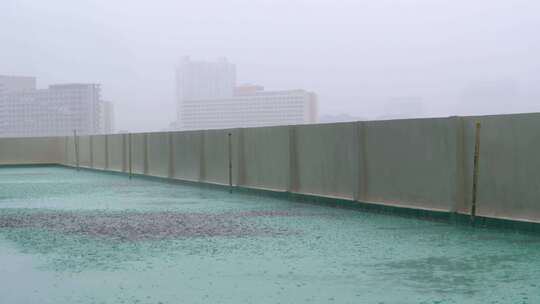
<box><xmin>128</xmin><ymin>133</ymin><xmax>133</xmax><ymax>179</ymax></box>
<box><xmin>471</xmin><ymin>122</ymin><xmax>481</xmax><ymax>222</ymax></box>
<box><xmin>228</xmin><ymin>132</ymin><xmax>233</xmax><ymax>193</ymax></box>
<box><xmin>73</xmin><ymin>129</ymin><xmax>80</xmax><ymax>171</ymax></box>
<box><xmin>287</xmin><ymin>126</ymin><xmax>298</xmax><ymax>193</ymax></box>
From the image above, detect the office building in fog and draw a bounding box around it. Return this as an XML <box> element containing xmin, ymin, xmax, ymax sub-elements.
<box><xmin>176</xmin><ymin>56</ymin><xmax>236</xmax><ymax>119</ymax></box>
<box><xmin>0</xmin><ymin>76</ymin><xmax>113</xmax><ymax>137</ymax></box>
<box><xmin>181</xmin><ymin>87</ymin><xmax>318</xmax><ymax>130</ymax></box>
<box><xmin>175</xmin><ymin>58</ymin><xmax>318</xmax><ymax>130</ymax></box>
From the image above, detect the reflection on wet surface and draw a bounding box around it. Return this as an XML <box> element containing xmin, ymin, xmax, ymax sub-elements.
<box><xmin>1</xmin><ymin>166</ymin><xmax>539</xmax><ymax>304</ymax></box>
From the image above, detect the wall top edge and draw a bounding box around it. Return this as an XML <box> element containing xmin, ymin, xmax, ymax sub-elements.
<box><xmin>2</xmin><ymin>111</ymin><xmax>540</xmax><ymax>140</ymax></box>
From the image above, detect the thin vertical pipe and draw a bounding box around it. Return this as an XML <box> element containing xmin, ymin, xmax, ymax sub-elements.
<box><xmin>287</xmin><ymin>126</ymin><xmax>298</xmax><ymax>193</ymax></box>
<box><xmin>471</xmin><ymin>122</ymin><xmax>481</xmax><ymax>222</ymax></box>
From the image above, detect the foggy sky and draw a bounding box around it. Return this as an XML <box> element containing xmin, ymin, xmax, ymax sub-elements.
<box><xmin>1</xmin><ymin>0</ymin><xmax>539</xmax><ymax>131</ymax></box>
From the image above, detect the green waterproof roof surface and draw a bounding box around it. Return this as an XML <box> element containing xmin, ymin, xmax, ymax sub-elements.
<box><xmin>0</xmin><ymin>166</ymin><xmax>539</xmax><ymax>303</ymax></box>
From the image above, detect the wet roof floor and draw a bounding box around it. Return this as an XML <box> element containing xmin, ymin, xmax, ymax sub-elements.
<box><xmin>0</xmin><ymin>166</ymin><xmax>539</xmax><ymax>304</ymax></box>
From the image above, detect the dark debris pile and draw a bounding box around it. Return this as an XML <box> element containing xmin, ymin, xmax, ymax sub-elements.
<box><xmin>0</xmin><ymin>210</ymin><xmax>300</xmax><ymax>241</ymax></box>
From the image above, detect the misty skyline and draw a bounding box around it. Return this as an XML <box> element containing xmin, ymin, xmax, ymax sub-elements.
<box><xmin>2</xmin><ymin>0</ymin><xmax>539</xmax><ymax>132</ymax></box>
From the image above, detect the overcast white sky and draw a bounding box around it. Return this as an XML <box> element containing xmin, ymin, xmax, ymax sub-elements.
<box><xmin>1</xmin><ymin>0</ymin><xmax>539</xmax><ymax>131</ymax></box>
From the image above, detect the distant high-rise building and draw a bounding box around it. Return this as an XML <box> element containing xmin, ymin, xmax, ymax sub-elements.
<box><xmin>0</xmin><ymin>79</ymin><xmax>110</xmax><ymax>137</ymax></box>
<box><xmin>176</xmin><ymin>56</ymin><xmax>236</xmax><ymax>121</ymax></box>
<box><xmin>49</xmin><ymin>84</ymin><xmax>102</xmax><ymax>134</ymax></box>
<box><xmin>0</xmin><ymin>75</ymin><xmax>36</xmax><ymax>95</ymax></box>
<box><xmin>174</xmin><ymin>58</ymin><xmax>318</xmax><ymax>130</ymax></box>
<box><xmin>181</xmin><ymin>89</ymin><xmax>318</xmax><ymax>130</ymax></box>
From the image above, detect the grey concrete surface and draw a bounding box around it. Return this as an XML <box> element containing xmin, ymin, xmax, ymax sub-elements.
<box><xmin>130</xmin><ymin>133</ymin><xmax>146</xmax><ymax>174</ymax></box>
<box><xmin>107</xmin><ymin>134</ymin><xmax>125</xmax><ymax>172</ymax></box>
<box><xmin>364</xmin><ymin>118</ymin><xmax>458</xmax><ymax>211</ymax></box>
<box><xmin>241</xmin><ymin>126</ymin><xmax>290</xmax><ymax>191</ymax></box>
<box><xmin>147</xmin><ymin>132</ymin><xmax>169</xmax><ymax>178</ymax></box>
<box><xmin>463</xmin><ymin>113</ymin><xmax>540</xmax><ymax>221</ymax></box>
<box><xmin>78</xmin><ymin>136</ymin><xmax>91</xmax><ymax>168</ymax></box>
<box><xmin>295</xmin><ymin>123</ymin><xmax>356</xmax><ymax>198</ymax></box>
<box><xmin>203</xmin><ymin>129</ymin><xmax>232</xmax><ymax>185</ymax></box>
<box><xmin>0</xmin><ymin>137</ymin><xmax>65</xmax><ymax>164</ymax></box>
<box><xmin>92</xmin><ymin>135</ymin><xmax>107</xmax><ymax>169</ymax></box>
<box><xmin>172</xmin><ymin>130</ymin><xmax>204</xmax><ymax>181</ymax></box>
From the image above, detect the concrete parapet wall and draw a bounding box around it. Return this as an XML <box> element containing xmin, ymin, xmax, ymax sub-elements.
<box><xmin>172</xmin><ymin>130</ymin><xmax>204</xmax><ymax>181</ymax></box>
<box><xmin>295</xmin><ymin>123</ymin><xmax>356</xmax><ymax>198</ymax></box>
<box><xmin>92</xmin><ymin>135</ymin><xmax>107</xmax><ymax>169</ymax></box>
<box><xmin>203</xmin><ymin>129</ymin><xmax>233</xmax><ymax>185</ymax></box>
<box><xmin>0</xmin><ymin>137</ymin><xmax>65</xmax><ymax>165</ymax></box>
<box><xmin>147</xmin><ymin>132</ymin><xmax>169</xmax><ymax>178</ymax></box>
<box><xmin>2</xmin><ymin>112</ymin><xmax>540</xmax><ymax>225</ymax></box>
<box><xmin>66</xmin><ymin>136</ymin><xmax>75</xmax><ymax>166</ymax></box>
<box><xmin>462</xmin><ymin>113</ymin><xmax>540</xmax><ymax>222</ymax></box>
<box><xmin>78</xmin><ymin>136</ymin><xmax>91</xmax><ymax>168</ymax></box>
<box><xmin>107</xmin><ymin>134</ymin><xmax>125</xmax><ymax>172</ymax></box>
<box><xmin>241</xmin><ymin>126</ymin><xmax>290</xmax><ymax>191</ymax></box>
<box><xmin>130</xmin><ymin>133</ymin><xmax>146</xmax><ymax>174</ymax></box>
<box><xmin>364</xmin><ymin>118</ymin><xmax>458</xmax><ymax>211</ymax></box>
